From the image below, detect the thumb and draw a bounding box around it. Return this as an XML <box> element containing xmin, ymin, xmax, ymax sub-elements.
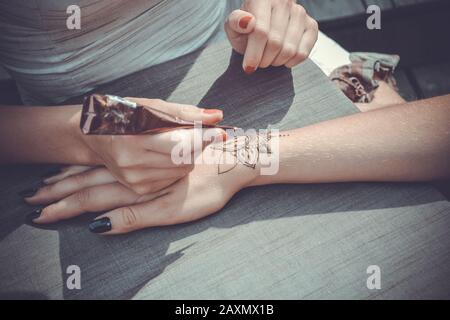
<box><xmin>226</xmin><ymin>9</ymin><xmax>256</xmax><ymax>35</ymax></box>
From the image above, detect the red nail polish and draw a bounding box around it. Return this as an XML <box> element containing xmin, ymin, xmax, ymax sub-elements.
<box><xmin>203</xmin><ymin>109</ymin><xmax>223</xmax><ymax>115</ymax></box>
<box><xmin>212</xmin><ymin>131</ymin><xmax>227</xmax><ymax>143</ymax></box>
<box><xmin>244</xmin><ymin>66</ymin><xmax>256</xmax><ymax>75</ymax></box>
<box><xmin>221</xmin><ymin>132</ymin><xmax>228</xmax><ymax>141</ymax></box>
<box><xmin>239</xmin><ymin>16</ymin><xmax>252</xmax><ymax>29</ymax></box>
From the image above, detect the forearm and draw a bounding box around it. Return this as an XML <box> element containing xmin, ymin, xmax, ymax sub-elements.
<box><xmin>254</xmin><ymin>95</ymin><xmax>450</xmax><ymax>186</ymax></box>
<box><xmin>0</xmin><ymin>105</ymin><xmax>99</xmax><ymax>164</ymax></box>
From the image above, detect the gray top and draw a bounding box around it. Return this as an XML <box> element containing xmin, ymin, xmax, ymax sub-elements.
<box><xmin>0</xmin><ymin>0</ymin><xmax>240</xmax><ymax>105</ymax></box>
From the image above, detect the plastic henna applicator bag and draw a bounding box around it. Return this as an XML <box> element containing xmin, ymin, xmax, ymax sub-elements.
<box><xmin>80</xmin><ymin>94</ymin><xmax>234</xmax><ymax>135</ymax></box>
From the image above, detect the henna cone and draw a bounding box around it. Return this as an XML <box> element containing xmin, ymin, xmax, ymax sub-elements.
<box><xmin>80</xmin><ymin>94</ymin><xmax>236</xmax><ymax>135</ymax></box>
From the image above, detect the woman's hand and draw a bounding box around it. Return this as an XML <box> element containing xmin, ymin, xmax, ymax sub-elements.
<box><xmin>25</xmin><ymin>142</ymin><xmax>259</xmax><ymax>234</ymax></box>
<box><xmin>74</xmin><ymin>98</ymin><xmax>225</xmax><ymax>195</ymax></box>
<box><xmin>225</xmin><ymin>0</ymin><xmax>318</xmax><ymax>74</ymax></box>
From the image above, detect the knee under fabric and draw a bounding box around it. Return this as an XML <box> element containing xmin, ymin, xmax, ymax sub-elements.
<box><xmin>329</xmin><ymin>52</ymin><xmax>400</xmax><ymax>103</ymax></box>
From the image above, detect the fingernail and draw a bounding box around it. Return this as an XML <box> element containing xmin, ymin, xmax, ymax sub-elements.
<box><xmin>213</xmin><ymin>131</ymin><xmax>228</xmax><ymax>143</ymax></box>
<box><xmin>26</xmin><ymin>208</ymin><xmax>42</xmax><ymax>224</ymax></box>
<box><xmin>220</xmin><ymin>131</ymin><xmax>228</xmax><ymax>141</ymax></box>
<box><xmin>89</xmin><ymin>217</ymin><xmax>112</xmax><ymax>234</ymax></box>
<box><xmin>42</xmin><ymin>177</ymin><xmax>55</xmax><ymax>185</ymax></box>
<box><xmin>203</xmin><ymin>109</ymin><xmax>223</xmax><ymax>115</ymax></box>
<box><xmin>239</xmin><ymin>16</ymin><xmax>252</xmax><ymax>29</ymax></box>
<box><xmin>244</xmin><ymin>66</ymin><xmax>256</xmax><ymax>75</ymax></box>
<box><xmin>18</xmin><ymin>187</ymin><xmax>38</xmax><ymax>198</ymax></box>
<box><xmin>41</xmin><ymin>167</ymin><xmax>61</xmax><ymax>179</ymax></box>
<box><xmin>218</xmin><ymin>131</ymin><xmax>228</xmax><ymax>142</ymax></box>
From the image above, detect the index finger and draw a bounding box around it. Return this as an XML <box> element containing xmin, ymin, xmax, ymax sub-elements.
<box><xmin>137</xmin><ymin>127</ymin><xmax>226</xmax><ymax>155</ymax></box>
<box><xmin>126</xmin><ymin>98</ymin><xmax>223</xmax><ymax>124</ymax></box>
<box><xmin>242</xmin><ymin>0</ymin><xmax>272</xmax><ymax>74</ymax></box>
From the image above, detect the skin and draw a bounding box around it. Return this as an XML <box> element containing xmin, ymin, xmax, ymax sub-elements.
<box><xmin>26</xmin><ymin>95</ymin><xmax>450</xmax><ymax>234</ymax></box>
<box><xmin>355</xmin><ymin>81</ymin><xmax>406</xmax><ymax>112</ymax></box>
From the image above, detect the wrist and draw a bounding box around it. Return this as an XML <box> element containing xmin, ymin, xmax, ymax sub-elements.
<box><xmin>246</xmin><ymin>164</ymin><xmax>274</xmax><ymax>187</ymax></box>
<box><xmin>244</xmin><ymin>131</ymin><xmax>293</xmax><ymax>187</ymax></box>
<box><xmin>68</xmin><ymin>106</ymin><xmax>101</xmax><ymax>164</ymax></box>
<box><xmin>237</xmin><ymin>164</ymin><xmax>260</xmax><ymax>189</ymax></box>
<box><xmin>215</xmin><ymin>132</ymin><xmax>290</xmax><ymax>188</ymax></box>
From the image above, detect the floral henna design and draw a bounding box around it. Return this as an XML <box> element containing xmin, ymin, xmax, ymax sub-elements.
<box><xmin>211</xmin><ymin>131</ymin><xmax>289</xmax><ymax>175</ymax></box>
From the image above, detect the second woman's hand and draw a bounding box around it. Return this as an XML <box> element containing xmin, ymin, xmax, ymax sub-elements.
<box><xmin>74</xmin><ymin>97</ymin><xmax>225</xmax><ymax>195</ymax></box>
<box><xmin>25</xmin><ymin>143</ymin><xmax>259</xmax><ymax>234</ymax></box>
<box><xmin>225</xmin><ymin>0</ymin><xmax>318</xmax><ymax>74</ymax></box>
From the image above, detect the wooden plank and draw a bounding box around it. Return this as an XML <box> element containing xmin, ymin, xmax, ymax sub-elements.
<box><xmin>411</xmin><ymin>62</ymin><xmax>450</xmax><ymax>98</ymax></box>
<box><xmin>298</xmin><ymin>0</ymin><xmax>366</xmax><ymax>21</ymax></box>
<box><xmin>394</xmin><ymin>0</ymin><xmax>439</xmax><ymax>7</ymax></box>
<box><xmin>363</xmin><ymin>0</ymin><xmax>394</xmax><ymax>10</ymax></box>
<box><xmin>135</xmin><ymin>200</ymin><xmax>450</xmax><ymax>300</ymax></box>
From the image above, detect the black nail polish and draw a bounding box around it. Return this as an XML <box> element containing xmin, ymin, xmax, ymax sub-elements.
<box><xmin>41</xmin><ymin>167</ymin><xmax>61</xmax><ymax>178</ymax></box>
<box><xmin>18</xmin><ymin>187</ymin><xmax>39</xmax><ymax>198</ymax></box>
<box><xmin>89</xmin><ymin>217</ymin><xmax>112</xmax><ymax>234</ymax></box>
<box><xmin>26</xmin><ymin>208</ymin><xmax>42</xmax><ymax>223</ymax></box>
